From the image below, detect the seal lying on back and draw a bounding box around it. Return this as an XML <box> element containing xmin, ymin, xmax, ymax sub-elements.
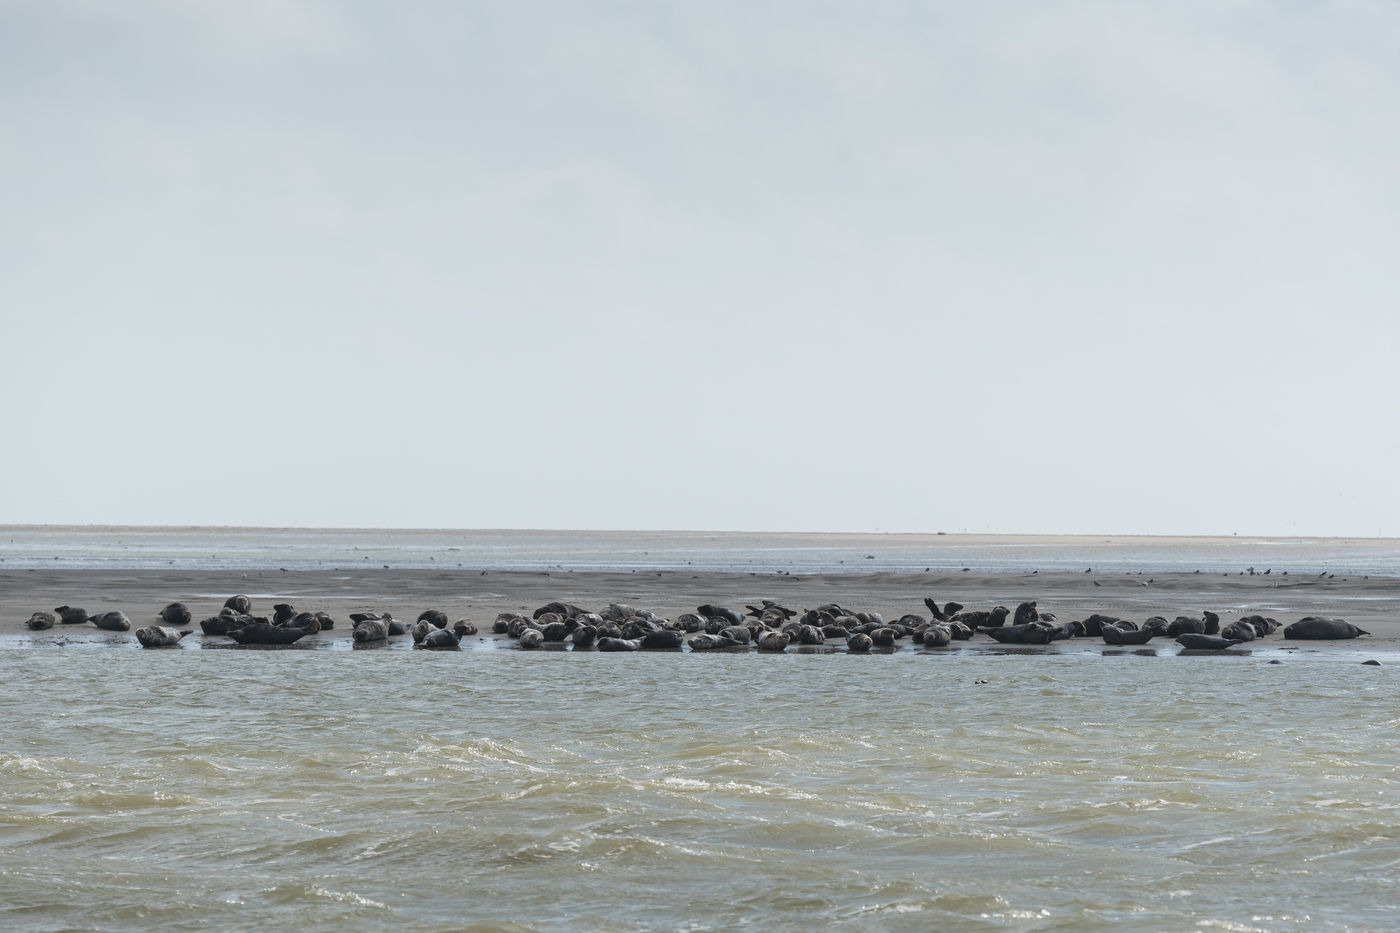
<box><xmin>1283</xmin><ymin>617</ymin><xmax>1369</xmax><ymax>640</ymax></box>
<box><xmin>90</xmin><ymin>611</ymin><xmax>131</xmax><ymax>632</ymax></box>
<box><xmin>952</xmin><ymin>606</ymin><xmax>1011</xmax><ymax>629</ymax></box>
<box><xmin>1101</xmin><ymin>623</ymin><xmax>1154</xmax><ymax>646</ymax></box>
<box><xmin>1219</xmin><ymin>620</ymin><xmax>1257</xmax><ymax>642</ymax></box>
<box><xmin>136</xmin><ymin>625</ymin><xmax>190</xmax><ymax>648</ymax></box>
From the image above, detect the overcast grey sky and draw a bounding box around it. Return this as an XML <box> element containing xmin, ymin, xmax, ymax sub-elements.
<box><xmin>3</xmin><ymin>1</ymin><xmax>1397</xmax><ymax>535</ymax></box>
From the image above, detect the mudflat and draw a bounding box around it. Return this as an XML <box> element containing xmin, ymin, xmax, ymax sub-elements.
<box><xmin>3</xmin><ymin>567</ymin><xmax>1395</xmax><ymax>651</ymax></box>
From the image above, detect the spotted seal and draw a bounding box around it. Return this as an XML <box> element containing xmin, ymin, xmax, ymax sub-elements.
<box><xmin>136</xmin><ymin>625</ymin><xmax>190</xmax><ymax>648</ymax></box>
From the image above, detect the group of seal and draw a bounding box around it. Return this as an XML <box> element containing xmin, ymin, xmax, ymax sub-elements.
<box><xmin>18</xmin><ymin>594</ymin><xmax>1372</xmax><ymax>652</ymax></box>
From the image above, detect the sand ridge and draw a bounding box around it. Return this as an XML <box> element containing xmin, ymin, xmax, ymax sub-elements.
<box><xmin>3</xmin><ymin>568</ymin><xmax>1396</xmax><ymax>652</ymax></box>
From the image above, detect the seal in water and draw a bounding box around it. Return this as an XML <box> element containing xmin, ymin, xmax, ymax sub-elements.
<box><xmin>54</xmin><ymin>606</ymin><xmax>89</xmax><ymax>625</ymax></box>
<box><xmin>136</xmin><ymin>625</ymin><xmax>190</xmax><ymax>648</ymax></box>
<box><xmin>90</xmin><ymin>611</ymin><xmax>131</xmax><ymax>632</ymax></box>
<box><xmin>1283</xmin><ymin>617</ymin><xmax>1369</xmax><ymax>640</ymax></box>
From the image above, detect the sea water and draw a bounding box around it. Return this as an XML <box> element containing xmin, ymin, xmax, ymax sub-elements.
<box><xmin>2</xmin><ymin>651</ymin><xmax>1397</xmax><ymax>931</ymax></box>
<box><xmin>3</xmin><ymin>529</ymin><xmax>1398</xmax><ymax>931</ymax></box>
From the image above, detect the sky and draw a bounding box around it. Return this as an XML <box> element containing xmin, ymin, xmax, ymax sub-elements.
<box><xmin>3</xmin><ymin>0</ymin><xmax>1398</xmax><ymax>536</ymax></box>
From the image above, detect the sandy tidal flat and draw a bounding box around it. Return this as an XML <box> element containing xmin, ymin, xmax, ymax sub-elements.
<box><xmin>4</xmin><ymin>567</ymin><xmax>1396</xmax><ymax>653</ymax></box>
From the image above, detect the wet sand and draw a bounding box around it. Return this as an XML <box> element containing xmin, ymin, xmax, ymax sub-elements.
<box><xmin>3</xmin><ymin>567</ymin><xmax>1396</xmax><ymax>652</ymax></box>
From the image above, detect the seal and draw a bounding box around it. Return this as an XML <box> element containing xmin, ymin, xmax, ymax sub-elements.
<box><xmin>597</xmin><ymin>636</ymin><xmax>641</xmax><ymax>652</ymax></box>
<box><xmin>686</xmin><ymin>633</ymin><xmax>735</xmax><ymax>650</ymax></box>
<box><xmin>1167</xmin><ymin>616</ymin><xmax>1205</xmax><ymax>637</ymax></box>
<box><xmin>1013</xmin><ymin>601</ymin><xmax>1039</xmax><ymax>626</ymax></box>
<box><xmin>352</xmin><ymin>618</ymin><xmax>390</xmax><ymax>642</ymax></box>
<box><xmin>986</xmin><ymin>623</ymin><xmax>1056</xmax><ymax>645</ymax></box>
<box><xmin>1140</xmin><ymin>617</ymin><xmax>1170</xmax><ymax>637</ymax></box>
<box><xmin>1219</xmin><ymin>620</ymin><xmax>1257</xmax><ymax>642</ymax></box>
<box><xmin>454</xmin><ymin>620</ymin><xmax>478</xmax><ymax>637</ymax></box>
<box><xmin>228</xmin><ymin>623</ymin><xmax>306</xmax><ymax>645</ymax></box>
<box><xmin>718</xmin><ymin>625</ymin><xmax>752</xmax><ymax>645</ymax></box>
<box><xmin>287</xmin><ymin>612</ymin><xmax>322</xmax><ymax>634</ymax></box>
<box><xmin>90</xmin><ymin>611</ymin><xmax>131</xmax><ymax>632</ymax></box>
<box><xmin>26</xmin><ymin>611</ymin><xmax>55</xmax><ymax>630</ymax></box>
<box><xmin>1175</xmin><ymin>633</ymin><xmax>1242</xmax><ymax>650</ymax></box>
<box><xmin>846</xmin><ymin>632</ymin><xmax>874</xmax><ymax>652</ymax></box>
<box><xmin>272</xmin><ymin>604</ymin><xmax>297</xmax><ymax>625</ymax></box>
<box><xmin>136</xmin><ymin>625</ymin><xmax>190</xmax><ymax>648</ymax></box>
<box><xmin>698</xmin><ymin>604</ymin><xmax>744</xmax><ymax>626</ymax></box>
<box><xmin>570</xmin><ymin>624</ymin><xmax>598</xmax><ymax>647</ymax></box>
<box><xmin>517</xmin><ymin>629</ymin><xmax>545</xmax><ymax>649</ymax></box>
<box><xmin>952</xmin><ymin>606</ymin><xmax>1011</xmax><ymax>629</ymax></box>
<box><xmin>1078</xmin><ymin>614</ymin><xmax>1126</xmax><ymax>637</ymax></box>
<box><xmin>417</xmin><ymin>609</ymin><xmax>449</xmax><ymax>629</ymax></box>
<box><xmin>756</xmin><ymin>630</ymin><xmax>790</xmax><ymax>651</ymax></box>
<box><xmin>1283</xmin><ymin>617</ymin><xmax>1369</xmax><ymax>640</ymax></box>
<box><xmin>1238</xmin><ymin>614</ymin><xmax>1280</xmax><ymax>635</ymax></box>
<box><xmin>418</xmin><ymin>628</ymin><xmax>461</xmax><ymax>649</ymax></box>
<box><xmin>158</xmin><ymin>603</ymin><xmax>192</xmax><ymax>626</ymax></box>
<box><xmin>921</xmin><ymin>623</ymin><xmax>952</xmax><ymax>647</ymax></box>
<box><xmin>54</xmin><ymin>606</ymin><xmax>89</xmax><ymax>625</ymax></box>
<box><xmin>641</xmin><ymin>630</ymin><xmax>685</xmax><ymax>650</ymax></box>
<box><xmin>201</xmin><ymin>613</ymin><xmax>251</xmax><ymax>636</ymax></box>
<box><xmin>1101</xmin><ymin>623</ymin><xmax>1154</xmax><ymax>646</ymax></box>
<box><xmin>224</xmin><ymin>595</ymin><xmax>252</xmax><ymax>614</ymax></box>
<box><xmin>869</xmin><ymin>627</ymin><xmax>899</xmax><ymax>647</ymax></box>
